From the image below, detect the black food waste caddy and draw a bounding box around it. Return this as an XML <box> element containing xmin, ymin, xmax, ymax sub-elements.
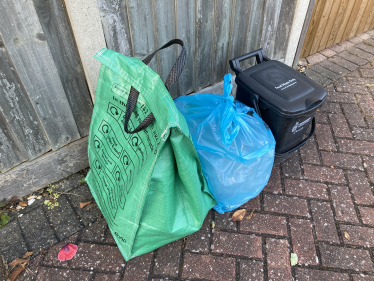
<box><xmin>229</xmin><ymin>49</ymin><xmax>327</xmax><ymax>164</ymax></box>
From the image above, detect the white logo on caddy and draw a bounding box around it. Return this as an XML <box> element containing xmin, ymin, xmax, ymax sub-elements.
<box><xmin>292</xmin><ymin>117</ymin><xmax>311</xmax><ymax>134</ymax></box>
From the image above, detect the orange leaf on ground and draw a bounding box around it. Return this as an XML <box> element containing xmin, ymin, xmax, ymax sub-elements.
<box><xmin>22</xmin><ymin>252</ymin><xmax>33</xmax><ymax>259</ymax></box>
<box><xmin>79</xmin><ymin>201</ymin><xmax>92</xmax><ymax>209</ymax></box>
<box><xmin>344</xmin><ymin>231</ymin><xmax>350</xmax><ymax>240</ymax></box>
<box><xmin>8</xmin><ymin>265</ymin><xmax>25</xmax><ymax>281</ymax></box>
<box><xmin>8</xmin><ymin>258</ymin><xmax>28</xmax><ymax>267</ymax></box>
<box><xmin>19</xmin><ymin>201</ymin><xmax>27</xmax><ymax>207</ymax></box>
<box><xmin>232</xmin><ymin>209</ymin><xmax>247</xmax><ymax>222</ymax></box>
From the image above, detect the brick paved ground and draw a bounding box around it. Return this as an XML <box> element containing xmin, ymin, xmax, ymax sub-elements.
<box><xmin>3</xmin><ymin>29</ymin><xmax>374</xmax><ymax>281</ymax></box>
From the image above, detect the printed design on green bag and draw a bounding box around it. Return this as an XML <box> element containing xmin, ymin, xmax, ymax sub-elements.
<box><xmin>98</xmin><ymin>120</ymin><xmax>123</xmax><ymax>157</ymax></box>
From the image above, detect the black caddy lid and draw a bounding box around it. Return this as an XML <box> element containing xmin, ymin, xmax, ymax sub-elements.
<box><xmin>235</xmin><ymin>60</ymin><xmax>327</xmax><ymax>115</ymax></box>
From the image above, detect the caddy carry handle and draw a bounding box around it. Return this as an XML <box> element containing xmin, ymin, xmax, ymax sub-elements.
<box><xmin>124</xmin><ymin>39</ymin><xmax>186</xmax><ymax>134</ymax></box>
<box><xmin>275</xmin><ymin>117</ymin><xmax>316</xmax><ymax>157</ymax></box>
<box><xmin>229</xmin><ymin>48</ymin><xmax>270</xmax><ymax>75</ymax></box>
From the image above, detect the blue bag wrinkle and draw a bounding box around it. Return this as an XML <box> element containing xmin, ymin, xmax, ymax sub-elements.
<box><xmin>175</xmin><ymin>74</ymin><xmax>276</xmax><ymax>213</ymax></box>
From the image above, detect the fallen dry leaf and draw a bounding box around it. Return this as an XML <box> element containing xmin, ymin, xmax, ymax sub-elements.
<box><xmin>79</xmin><ymin>201</ymin><xmax>92</xmax><ymax>209</ymax></box>
<box><xmin>245</xmin><ymin>210</ymin><xmax>255</xmax><ymax>221</ymax></box>
<box><xmin>330</xmin><ymin>166</ymin><xmax>334</xmax><ymax>169</ymax></box>
<box><xmin>8</xmin><ymin>258</ymin><xmax>28</xmax><ymax>267</ymax></box>
<box><xmin>366</xmin><ymin>84</ymin><xmax>374</xmax><ymax>87</ymax></box>
<box><xmin>232</xmin><ymin>209</ymin><xmax>247</xmax><ymax>222</ymax></box>
<box><xmin>19</xmin><ymin>201</ymin><xmax>27</xmax><ymax>207</ymax></box>
<box><xmin>22</xmin><ymin>252</ymin><xmax>33</xmax><ymax>259</ymax></box>
<box><xmin>290</xmin><ymin>252</ymin><xmax>298</xmax><ymax>266</ymax></box>
<box><xmin>211</xmin><ymin>221</ymin><xmax>215</xmax><ymax>229</ymax></box>
<box><xmin>8</xmin><ymin>265</ymin><xmax>26</xmax><ymax>281</ymax></box>
<box><xmin>344</xmin><ymin>231</ymin><xmax>350</xmax><ymax>240</ymax></box>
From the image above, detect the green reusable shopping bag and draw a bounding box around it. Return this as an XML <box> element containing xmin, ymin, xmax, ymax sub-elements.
<box><xmin>85</xmin><ymin>39</ymin><xmax>216</xmax><ymax>261</ymax></box>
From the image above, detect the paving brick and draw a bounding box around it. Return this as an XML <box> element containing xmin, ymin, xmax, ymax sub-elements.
<box><xmin>186</xmin><ymin>211</ymin><xmax>211</xmax><ymax>252</ymax></box>
<box><xmin>43</xmin><ymin>232</ymin><xmax>78</xmax><ymax>268</ymax></box>
<box><xmin>338</xmin><ymin>51</ymin><xmax>368</xmax><ymax>66</ymax></box>
<box><xmin>264</xmin><ymin>194</ymin><xmax>309</xmax><ymax>217</ymax></box>
<box><xmin>214</xmin><ymin>211</ymin><xmax>237</xmax><ymax>231</ymax></box>
<box><xmin>330</xmin><ymin>185</ymin><xmax>359</xmax><ymax>223</ymax></box>
<box><xmin>342</xmin><ymin>104</ymin><xmax>366</xmax><ymax>127</ymax></box>
<box><xmin>329</xmin><ymin>114</ymin><xmax>352</xmax><ymax>138</ymax></box>
<box><xmin>153</xmin><ymin>240</ymin><xmax>181</xmax><ymax>277</ymax></box>
<box><xmin>319</xmin><ymin>60</ymin><xmax>350</xmax><ymax>76</ymax></box>
<box><xmin>316</xmin><ymin>111</ymin><xmax>328</xmax><ymax>124</ymax></box>
<box><xmin>353</xmin><ymin>275</ymin><xmax>374</xmax><ymax>281</ymax></box>
<box><xmin>348</xmin><ymin>47</ymin><xmax>374</xmax><ymax>60</ymax></box>
<box><xmin>80</xmin><ymin>218</ymin><xmax>107</xmax><ymax>243</ymax></box>
<box><xmin>182</xmin><ymin>253</ymin><xmax>236</xmax><ymax>281</ymax></box>
<box><xmin>0</xmin><ymin>220</ymin><xmax>28</xmax><ymax>263</ymax></box>
<box><xmin>321</xmin><ymin>151</ymin><xmax>363</xmax><ymax>170</ymax></box>
<box><xmin>306</xmin><ymin>52</ymin><xmax>327</xmax><ymax>65</ymax></box>
<box><xmin>289</xmin><ymin>218</ymin><xmax>318</xmax><ymax>265</ymax></box>
<box><xmin>310</xmin><ymin>200</ymin><xmax>339</xmax><ymax>243</ymax></box>
<box><xmin>346</xmin><ymin>77</ymin><xmax>374</xmax><ymax>85</ymax></box>
<box><xmin>45</xmin><ymin>195</ymin><xmax>82</xmax><ymax>241</ymax></box>
<box><xmin>319</xmin><ymin>244</ymin><xmax>373</xmax><ymax>271</ymax></box>
<box><xmin>352</xmin><ymin>128</ymin><xmax>374</xmax><ymax>141</ymax></box>
<box><xmin>366</xmin><ymin>116</ymin><xmax>374</xmax><ymax>128</ymax></box>
<box><xmin>339</xmin><ymin>40</ymin><xmax>356</xmax><ymax>50</ymax></box>
<box><xmin>71</xmin><ymin>243</ymin><xmax>125</xmax><ymax>272</ymax></box>
<box><xmin>365</xmin><ymin>28</ymin><xmax>374</xmax><ymax>37</ymax></box>
<box><xmin>122</xmin><ymin>252</ymin><xmax>152</xmax><ymax>281</ymax></box>
<box><xmin>335</xmin><ymin>81</ymin><xmax>367</xmax><ymax>93</ymax></box>
<box><xmin>358</xmin><ymin>95</ymin><xmax>374</xmax><ymax>116</ymax></box>
<box><xmin>357</xmin><ymin>42</ymin><xmax>374</xmax><ymax>55</ymax></box>
<box><xmin>240</xmin><ymin>195</ymin><xmax>261</xmax><ymax>210</ymax></box>
<box><xmin>315</xmin><ymin>124</ymin><xmax>336</xmax><ymax>151</ymax></box>
<box><xmin>359</xmin><ymin>206</ymin><xmax>374</xmax><ymax>225</ymax></box>
<box><xmin>19</xmin><ymin>207</ymin><xmax>58</xmax><ymax>251</ymax></box>
<box><xmin>17</xmin><ymin>254</ymin><xmax>44</xmax><ymax>281</ymax></box>
<box><xmin>239</xmin><ymin>260</ymin><xmax>264</xmax><ymax>281</ymax></box>
<box><xmin>320</xmin><ymin>102</ymin><xmax>341</xmax><ymax>114</ymax></box>
<box><xmin>281</xmin><ymin>152</ymin><xmax>302</xmax><ymax>178</ymax></box>
<box><xmin>358</xmin><ymin>33</ymin><xmax>372</xmax><ymax>40</ymax></box>
<box><xmin>346</xmin><ymin>170</ymin><xmax>374</xmax><ymax>205</ymax></box>
<box><xmin>304</xmin><ymin>165</ymin><xmax>346</xmax><ymax>184</ymax></box>
<box><xmin>338</xmin><ymin>139</ymin><xmax>374</xmax><ymax>156</ymax></box>
<box><xmin>300</xmin><ymin>138</ymin><xmax>321</xmax><ymax>164</ymax></box>
<box><xmin>340</xmin><ymin>224</ymin><xmax>374</xmax><ymax>247</ymax></box>
<box><xmin>295</xmin><ymin>268</ymin><xmax>350</xmax><ymax>281</ymax></box>
<box><xmin>329</xmin><ymin>43</ymin><xmax>347</xmax><ymax>53</ymax></box>
<box><xmin>68</xmin><ymin>184</ymin><xmax>102</xmax><ymax>226</ymax></box>
<box><xmin>212</xmin><ymin>232</ymin><xmax>262</xmax><ymax>258</ymax></box>
<box><xmin>284</xmin><ymin>179</ymin><xmax>328</xmax><ymax>200</ymax></box>
<box><xmin>105</xmin><ymin>229</ymin><xmax>116</xmax><ymax>244</ymax></box>
<box><xmin>320</xmin><ymin>48</ymin><xmax>337</xmax><ymax>57</ymax></box>
<box><xmin>329</xmin><ymin>56</ymin><xmax>359</xmax><ymax>71</ymax></box>
<box><xmin>240</xmin><ymin>213</ymin><xmax>287</xmax><ymax>236</ymax></box>
<box><xmin>263</xmin><ymin>166</ymin><xmax>282</xmax><ymax>194</ymax></box>
<box><xmin>266</xmin><ymin>238</ymin><xmax>292</xmax><ymax>281</ymax></box>
<box><xmin>94</xmin><ymin>273</ymin><xmax>121</xmax><ymax>281</ymax></box>
<box><xmin>348</xmin><ymin>68</ymin><xmax>362</xmax><ymax>77</ymax></box>
<box><xmin>305</xmin><ymin>68</ymin><xmax>332</xmax><ymax>87</ymax></box>
<box><xmin>327</xmin><ymin>92</ymin><xmax>356</xmax><ymax>103</ymax></box>
<box><xmin>309</xmin><ymin>64</ymin><xmax>341</xmax><ymax>81</ymax></box>
<box><xmin>361</xmin><ymin>68</ymin><xmax>374</xmax><ymax>77</ymax></box>
<box><xmin>348</xmin><ymin>36</ymin><xmax>365</xmax><ymax>44</ymax></box>
<box><xmin>36</xmin><ymin>267</ymin><xmax>92</xmax><ymax>281</ymax></box>
<box><xmin>364</xmin><ymin>156</ymin><xmax>374</xmax><ymax>183</ymax></box>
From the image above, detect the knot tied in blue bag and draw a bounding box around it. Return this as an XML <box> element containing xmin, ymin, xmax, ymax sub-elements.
<box><xmin>175</xmin><ymin>74</ymin><xmax>276</xmax><ymax>213</ymax></box>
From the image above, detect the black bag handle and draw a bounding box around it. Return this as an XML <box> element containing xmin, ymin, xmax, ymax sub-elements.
<box><xmin>124</xmin><ymin>39</ymin><xmax>186</xmax><ymax>134</ymax></box>
<box><xmin>229</xmin><ymin>48</ymin><xmax>270</xmax><ymax>75</ymax></box>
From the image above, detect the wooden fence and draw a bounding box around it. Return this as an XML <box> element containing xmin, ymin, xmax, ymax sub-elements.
<box><xmin>0</xmin><ymin>0</ymin><xmax>314</xmax><ymax>200</ymax></box>
<box><xmin>301</xmin><ymin>0</ymin><xmax>374</xmax><ymax>58</ymax></box>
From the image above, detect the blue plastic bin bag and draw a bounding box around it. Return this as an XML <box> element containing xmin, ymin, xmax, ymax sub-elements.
<box><xmin>175</xmin><ymin>74</ymin><xmax>276</xmax><ymax>213</ymax></box>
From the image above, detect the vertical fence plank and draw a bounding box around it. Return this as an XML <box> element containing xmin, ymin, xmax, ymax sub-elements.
<box><xmin>363</xmin><ymin>2</ymin><xmax>374</xmax><ymax>31</ymax></box>
<box><xmin>195</xmin><ymin>0</ymin><xmax>215</xmax><ymax>91</ymax></box>
<box><xmin>261</xmin><ymin>0</ymin><xmax>283</xmax><ymax>59</ymax></box>
<box><xmin>310</xmin><ymin>0</ymin><xmax>333</xmax><ymax>54</ymax></box>
<box><xmin>242</xmin><ymin>0</ymin><xmax>266</xmax><ymax>68</ymax></box>
<box><xmin>318</xmin><ymin>0</ymin><xmax>341</xmax><ymax>51</ymax></box>
<box><xmin>127</xmin><ymin>0</ymin><xmax>158</xmax><ymax>73</ymax></box>
<box><xmin>354</xmin><ymin>0</ymin><xmax>371</xmax><ymax>35</ymax></box>
<box><xmin>300</xmin><ymin>0</ymin><xmax>326</xmax><ymax>58</ymax></box>
<box><xmin>176</xmin><ymin>0</ymin><xmax>195</xmax><ymax>95</ymax></box>
<box><xmin>212</xmin><ymin>0</ymin><xmax>232</xmax><ymax>84</ymax></box>
<box><xmin>227</xmin><ymin>0</ymin><xmax>251</xmax><ymax>73</ymax></box>
<box><xmin>96</xmin><ymin>0</ymin><xmax>133</xmax><ymax>56</ymax></box>
<box><xmin>325</xmin><ymin>0</ymin><xmax>346</xmax><ymax>47</ymax></box>
<box><xmin>349</xmin><ymin>0</ymin><xmax>368</xmax><ymax>38</ymax></box>
<box><xmin>334</xmin><ymin>0</ymin><xmax>356</xmax><ymax>43</ymax></box>
<box><xmin>0</xmin><ymin>39</ymin><xmax>51</xmax><ymax>160</ymax></box>
<box><xmin>0</xmin><ymin>111</ymin><xmax>27</xmax><ymax>173</ymax></box>
<box><xmin>341</xmin><ymin>0</ymin><xmax>363</xmax><ymax>41</ymax></box>
<box><xmin>273</xmin><ymin>0</ymin><xmax>297</xmax><ymax>62</ymax></box>
<box><xmin>0</xmin><ymin>0</ymin><xmax>80</xmax><ymax>150</ymax></box>
<box><xmin>34</xmin><ymin>0</ymin><xmax>93</xmax><ymax>137</ymax></box>
<box><xmin>154</xmin><ymin>0</ymin><xmax>178</xmax><ymax>98</ymax></box>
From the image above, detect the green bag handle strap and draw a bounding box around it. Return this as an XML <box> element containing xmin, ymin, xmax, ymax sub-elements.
<box><xmin>124</xmin><ymin>39</ymin><xmax>186</xmax><ymax>134</ymax></box>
